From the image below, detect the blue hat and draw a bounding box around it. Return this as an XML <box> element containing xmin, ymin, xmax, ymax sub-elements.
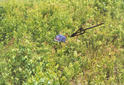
<box><xmin>54</xmin><ymin>34</ymin><xmax>66</xmax><ymax>42</ymax></box>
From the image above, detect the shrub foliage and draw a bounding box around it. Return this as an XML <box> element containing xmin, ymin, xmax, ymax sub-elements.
<box><xmin>0</xmin><ymin>0</ymin><xmax>124</xmax><ymax>85</ymax></box>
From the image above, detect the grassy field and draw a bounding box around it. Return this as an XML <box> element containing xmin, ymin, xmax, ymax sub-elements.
<box><xmin>0</xmin><ymin>0</ymin><xmax>124</xmax><ymax>85</ymax></box>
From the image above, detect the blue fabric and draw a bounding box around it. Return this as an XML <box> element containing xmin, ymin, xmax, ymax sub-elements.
<box><xmin>54</xmin><ymin>34</ymin><xmax>66</xmax><ymax>42</ymax></box>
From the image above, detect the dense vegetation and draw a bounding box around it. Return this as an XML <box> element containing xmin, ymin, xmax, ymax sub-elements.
<box><xmin>0</xmin><ymin>0</ymin><xmax>124</xmax><ymax>85</ymax></box>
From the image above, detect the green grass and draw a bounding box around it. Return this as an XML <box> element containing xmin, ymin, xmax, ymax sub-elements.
<box><xmin>0</xmin><ymin>0</ymin><xmax>124</xmax><ymax>85</ymax></box>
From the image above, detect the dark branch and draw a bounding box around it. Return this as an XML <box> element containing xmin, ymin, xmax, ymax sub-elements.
<box><xmin>70</xmin><ymin>23</ymin><xmax>104</xmax><ymax>37</ymax></box>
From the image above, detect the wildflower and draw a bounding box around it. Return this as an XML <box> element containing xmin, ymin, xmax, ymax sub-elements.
<box><xmin>54</xmin><ymin>34</ymin><xmax>66</xmax><ymax>42</ymax></box>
